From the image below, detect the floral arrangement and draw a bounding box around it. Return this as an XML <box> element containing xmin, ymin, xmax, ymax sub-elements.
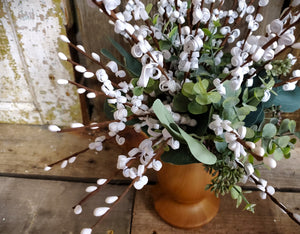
<box><xmin>46</xmin><ymin>0</ymin><xmax>300</xmax><ymax>233</ymax></box>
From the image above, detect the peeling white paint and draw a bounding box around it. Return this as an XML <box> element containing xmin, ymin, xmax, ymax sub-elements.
<box><xmin>0</xmin><ymin>0</ymin><xmax>82</xmax><ymax>125</ymax></box>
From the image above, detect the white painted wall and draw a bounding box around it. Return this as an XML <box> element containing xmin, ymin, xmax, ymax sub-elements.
<box><xmin>0</xmin><ymin>0</ymin><xmax>81</xmax><ymax>125</ymax></box>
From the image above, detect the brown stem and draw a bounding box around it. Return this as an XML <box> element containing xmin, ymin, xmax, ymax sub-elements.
<box><xmin>273</xmin><ymin>76</ymin><xmax>300</xmax><ymax>88</ymax></box>
<box><xmin>47</xmin><ymin>147</ymin><xmax>89</xmax><ymax>168</ymax></box>
<box><xmin>235</xmin><ymin>160</ymin><xmax>300</xmax><ymax>226</ymax></box>
<box><xmin>145</xmin><ymin>19</ymin><xmax>161</xmax><ymax>50</ymax></box>
<box><xmin>175</xmin><ymin>0</ymin><xmax>183</xmax><ymax>45</ymax></box>
<box><xmin>74</xmin><ymin>169</ymin><xmax>120</xmax><ymax>208</ymax></box>
<box><xmin>90</xmin><ymin>139</ymin><xmax>167</xmax><ymax>230</ymax></box>
<box><xmin>68</xmin><ymin>42</ymin><xmax>123</xmax><ymax>86</ymax></box>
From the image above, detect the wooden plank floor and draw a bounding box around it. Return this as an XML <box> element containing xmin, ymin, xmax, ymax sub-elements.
<box><xmin>0</xmin><ymin>124</ymin><xmax>299</xmax><ymax>233</ymax></box>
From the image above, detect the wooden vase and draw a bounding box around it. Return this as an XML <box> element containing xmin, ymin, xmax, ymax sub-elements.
<box><xmin>152</xmin><ymin>161</ymin><xmax>220</xmax><ymax>229</ymax></box>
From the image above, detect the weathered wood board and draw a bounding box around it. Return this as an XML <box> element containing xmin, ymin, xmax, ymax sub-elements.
<box><xmin>0</xmin><ymin>0</ymin><xmax>81</xmax><ymax>125</ymax></box>
<box><xmin>0</xmin><ymin>124</ymin><xmax>299</xmax><ymax>189</ymax></box>
<box><xmin>0</xmin><ymin>123</ymin><xmax>126</xmax><ymax>181</ymax></box>
<box><xmin>132</xmin><ymin>186</ymin><xmax>300</xmax><ymax>234</ymax></box>
<box><xmin>0</xmin><ymin>177</ymin><xmax>133</xmax><ymax>234</ymax></box>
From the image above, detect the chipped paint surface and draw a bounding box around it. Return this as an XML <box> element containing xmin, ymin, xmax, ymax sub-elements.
<box><xmin>0</xmin><ymin>0</ymin><xmax>81</xmax><ymax>126</ymax></box>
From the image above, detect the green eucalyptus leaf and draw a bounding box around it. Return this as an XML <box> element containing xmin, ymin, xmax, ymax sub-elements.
<box><xmin>263</xmin><ymin>86</ymin><xmax>300</xmax><ymax>113</ymax></box>
<box><xmin>284</xmin><ymin>152</ymin><xmax>291</xmax><ymax>159</ymax></box>
<box><xmin>245</xmin><ymin>128</ymin><xmax>255</xmax><ymax>139</ymax></box>
<box><xmin>195</xmin><ymin>94</ymin><xmax>209</xmax><ymax>105</ymax></box>
<box><xmin>295</xmin><ymin>132</ymin><xmax>300</xmax><ymax>139</ymax></box>
<box><xmin>279</xmin><ymin>119</ymin><xmax>290</xmax><ymax>134</ymax></box>
<box><xmin>273</xmin><ymin>148</ymin><xmax>284</xmax><ymax>161</ymax></box>
<box><xmin>262</xmin><ymin>138</ymin><xmax>271</xmax><ymax>150</ymax></box>
<box><xmin>242</xmin><ymin>88</ymin><xmax>249</xmax><ymax>103</ymax></box>
<box><xmin>152</xmin><ymin>99</ymin><xmax>182</xmax><ymax>141</ymax></box>
<box><xmin>182</xmin><ymin>82</ymin><xmax>195</xmax><ymax>97</ymax></box>
<box><xmin>267</xmin><ymin>142</ymin><xmax>276</xmax><ymax>154</ymax></box>
<box><xmin>277</xmin><ymin>136</ymin><xmax>290</xmax><ymax>148</ymax></box>
<box><xmin>152</xmin><ymin>100</ymin><xmax>217</xmax><ymax>165</ymax></box>
<box><xmin>270</xmin><ymin>118</ymin><xmax>278</xmax><ymax>125</ymax></box>
<box><xmin>215</xmin><ymin>141</ymin><xmax>227</xmax><ymax>153</ymax></box>
<box><xmin>223</xmin><ymin>97</ymin><xmax>239</xmax><ymax>109</ymax></box>
<box><xmin>207</xmin><ymin>92</ymin><xmax>221</xmax><ymax>103</ymax></box>
<box><xmin>188</xmin><ymin>101</ymin><xmax>208</xmax><ymax>114</ymax></box>
<box><xmin>288</xmin><ymin>120</ymin><xmax>296</xmax><ymax>133</ymax></box>
<box><xmin>191</xmin><ymin>66</ymin><xmax>211</xmax><ymax>77</ymax></box>
<box><xmin>172</xmin><ymin>93</ymin><xmax>189</xmax><ymax>112</ymax></box>
<box><xmin>290</xmin><ymin>138</ymin><xmax>297</xmax><ymax>144</ymax></box>
<box><xmin>177</xmin><ymin>127</ymin><xmax>217</xmax><ymax>165</ymax></box>
<box><xmin>282</xmin><ymin>146</ymin><xmax>291</xmax><ymax>155</ymax></box>
<box><xmin>161</xmin><ymin>145</ymin><xmax>199</xmax><ymax>165</ymax></box>
<box><xmin>262</xmin><ymin>123</ymin><xmax>277</xmax><ymax>138</ymax></box>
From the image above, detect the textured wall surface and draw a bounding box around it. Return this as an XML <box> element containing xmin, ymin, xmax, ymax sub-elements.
<box><xmin>0</xmin><ymin>0</ymin><xmax>81</xmax><ymax>125</ymax></box>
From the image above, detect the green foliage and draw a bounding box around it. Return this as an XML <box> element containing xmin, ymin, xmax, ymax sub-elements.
<box><xmin>260</xmin><ymin>119</ymin><xmax>297</xmax><ymax>161</ymax></box>
<box><xmin>161</xmin><ymin>145</ymin><xmax>199</xmax><ymax>164</ymax></box>
<box><xmin>205</xmin><ymin>160</ymin><xmax>244</xmax><ymax>196</ymax></box>
<box><xmin>152</xmin><ymin>99</ymin><xmax>217</xmax><ymax>165</ymax></box>
<box><xmin>101</xmin><ymin>38</ymin><xmax>142</xmax><ymax>77</ymax></box>
<box><xmin>264</xmin><ymin>86</ymin><xmax>300</xmax><ymax>113</ymax></box>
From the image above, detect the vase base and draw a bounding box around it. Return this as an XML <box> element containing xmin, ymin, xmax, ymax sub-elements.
<box><xmin>152</xmin><ymin>185</ymin><xmax>220</xmax><ymax>229</ymax></box>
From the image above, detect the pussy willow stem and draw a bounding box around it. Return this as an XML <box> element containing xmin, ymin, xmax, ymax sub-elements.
<box><xmin>67</xmin><ymin>42</ymin><xmax>124</xmax><ymax>87</ymax></box>
<box><xmin>47</xmin><ymin>147</ymin><xmax>90</xmax><ymax>168</ymax></box>
<box><xmin>235</xmin><ymin>160</ymin><xmax>300</xmax><ymax>226</ymax></box>
<box><xmin>92</xmin><ymin>0</ymin><xmax>171</xmax><ymax>80</ymax></box>
<box><xmin>90</xmin><ymin>139</ymin><xmax>167</xmax><ymax>230</ymax></box>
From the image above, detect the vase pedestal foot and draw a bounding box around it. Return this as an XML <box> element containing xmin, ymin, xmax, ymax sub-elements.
<box><xmin>152</xmin><ymin>185</ymin><xmax>220</xmax><ymax>229</ymax></box>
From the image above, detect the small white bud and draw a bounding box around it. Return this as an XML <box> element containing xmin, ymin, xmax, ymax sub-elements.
<box><xmin>93</xmin><ymin>207</ymin><xmax>110</xmax><ymax>217</ymax></box>
<box><xmin>264</xmin><ymin>64</ymin><xmax>273</xmax><ymax>70</ymax></box>
<box><xmin>91</xmin><ymin>52</ymin><xmax>101</xmax><ymax>62</ymax></box>
<box><xmin>71</xmin><ymin>122</ymin><xmax>84</xmax><ymax>128</ymax></box>
<box><xmin>87</xmin><ymin>92</ymin><xmax>96</xmax><ymax>99</ymax></box>
<box><xmin>76</xmin><ymin>45</ymin><xmax>85</xmax><ymax>52</ymax></box>
<box><xmin>80</xmin><ymin>228</ymin><xmax>92</xmax><ymax>234</ymax></box>
<box><xmin>58</xmin><ymin>52</ymin><xmax>68</xmax><ymax>61</ymax></box>
<box><xmin>57</xmin><ymin>79</ymin><xmax>69</xmax><ymax>85</ymax></box>
<box><xmin>59</xmin><ymin>35</ymin><xmax>70</xmax><ymax>43</ymax></box>
<box><xmin>263</xmin><ymin>157</ymin><xmax>277</xmax><ymax>168</ymax></box>
<box><xmin>252</xmin><ymin>146</ymin><xmax>265</xmax><ymax>157</ymax></box>
<box><xmin>84</xmin><ymin>72</ymin><xmax>94</xmax><ymax>78</ymax></box>
<box><xmin>61</xmin><ymin>160</ymin><xmax>68</xmax><ymax>168</ymax></box>
<box><xmin>44</xmin><ymin>166</ymin><xmax>52</xmax><ymax>171</ymax></box>
<box><xmin>259</xmin><ymin>191</ymin><xmax>267</xmax><ymax>199</ymax></box>
<box><xmin>74</xmin><ymin>205</ymin><xmax>82</xmax><ymax>215</ymax></box>
<box><xmin>77</xmin><ymin>88</ymin><xmax>86</xmax><ymax>94</ymax></box>
<box><xmin>266</xmin><ymin>185</ymin><xmax>275</xmax><ymax>195</ymax></box>
<box><xmin>293</xmin><ymin>213</ymin><xmax>300</xmax><ymax>223</ymax></box>
<box><xmin>75</xmin><ymin>65</ymin><xmax>87</xmax><ymax>73</ymax></box>
<box><xmin>105</xmin><ymin>196</ymin><xmax>118</xmax><ymax>204</ymax></box>
<box><xmin>86</xmin><ymin>186</ymin><xmax>97</xmax><ymax>193</ymax></box>
<box><xmin>245</xmin><ymin>141</ymin><xmax>255</xmax><ymax>149</ymax></box>
<box><xmin>97</xmin><ymin>178</ymin><xmax>107</xmax><ymax>185</ymax></box>
<box><xmin>48</xmin><ymin>125</ymin><xmax>61</xmax><ymax>132</ymax></box>
<box><xmin>68</xmin><ymin>157</ymin><xmax>76</xmax><ymax>163</ymax></box>
<box><xmin>291</xmin><ymin>43</ymin><xmax>300</xmax><ymax>49</ymax></box>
